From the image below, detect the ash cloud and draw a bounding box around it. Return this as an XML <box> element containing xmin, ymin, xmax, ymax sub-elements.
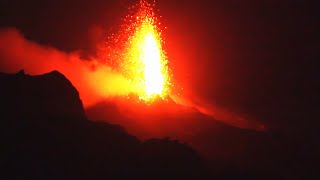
<box><xmin>0</xmin><ymin>28</ymin><xmax>130</xmax><ymax>107</ymax></box>
<box><xmin>0</xmin><ymin>28</ymin><xmax>265</xmax><ymax>132</ymax></box>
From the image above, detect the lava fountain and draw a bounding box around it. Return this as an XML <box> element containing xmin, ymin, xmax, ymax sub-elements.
<box><xmin>103</xmin><ymin>0</ymin><xmax>171</xmax><ymax>102</ymax></box>
<box><xmin>98</xmin><ymin>0</ymin><xmax>265</xmax><ymax>131</ymax></box>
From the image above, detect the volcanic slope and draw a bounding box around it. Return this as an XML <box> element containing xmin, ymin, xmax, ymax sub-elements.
<box><xmin>0</xmin><ymin>70</ymin><xmax>208</xmax><ymax>180</ymax></box>
<box><xmin>86</xmin><ymin>87</ymin><xmax>319</xmax><ymax>179</ymax></box>
<box><xmin>1</xmin><ymin>70</ymin><xmax>318</xmax><ymax>179</ymax></box>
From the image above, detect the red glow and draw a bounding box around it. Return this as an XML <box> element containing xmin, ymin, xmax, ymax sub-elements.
<box><xmin>0</xmin><ymin>1</ymin><xmax>266</xmax><ymax>160</ymax></box>
<box><xmin>100</xmin><ymin>0</ymin><xmax>172</xmax><ymax>102</ymax></box>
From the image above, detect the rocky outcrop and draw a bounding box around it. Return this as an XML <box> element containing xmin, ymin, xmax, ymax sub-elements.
<box><xmin>0</xmin><ymin>70</ymin><xmax>85</xmax><ymax>120</ymax></box>
<box><xmin>0</xmin><ymin>70</ymin><xmax>208</xmax><ymax>180</ymax></box>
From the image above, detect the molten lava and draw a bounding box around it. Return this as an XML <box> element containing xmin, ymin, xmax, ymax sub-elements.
<box><xmin>103</xmin><ymin>0</ymin><xmax>171</xmax><ymax>102</ymax></box>
<box><xmin>142</xmin><ymin>32</ymin><xmax>164</xmax><ymax>96</ymax></box>
<box><xmin>125</xmin><ymin>12</ymin><xmax>169</xmax><ymax>100</ymax></box>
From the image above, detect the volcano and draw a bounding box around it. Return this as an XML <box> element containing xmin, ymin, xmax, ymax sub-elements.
<box><xmin>1</xmin><ymin>70</ymin><xmax>317</xmax><ymax>179</ymax></box>
<box><xmin>0</xmin><ymin>70</ymin><xmax>208</xmax><ymax>179</ymax></box>
<box><xmin>0</xmin><ymin>0</ymin><xmax>319</xmax><ymax>179</ymax></box>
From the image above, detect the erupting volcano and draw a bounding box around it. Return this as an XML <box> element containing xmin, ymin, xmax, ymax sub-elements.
<box><xmin>103</xmin><ymin>0</ymin><xmax>171</xmax><ymax>102</ymax></box>
<box><xmin>0</xmin><ymin>0</ymin><xmax>265</xmax><ymax>131</ymax></box>
<box><xmin>0</xmin><ymin>0</ymin><xmax>317</xmax><ymax>178</ymax></box>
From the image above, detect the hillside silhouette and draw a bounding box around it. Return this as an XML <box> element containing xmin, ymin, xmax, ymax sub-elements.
<box><xmin>1</xmin><ymin>70</ymin><xmax>319</xmax><ymax>179</ymax></box>
<box><xmin>0</xmin><ymin>70</ymin><xmax>208</xmax><ymax>179</ymax></box>
<box><xmin>86</xmin><ymin>85</ymin><xmax>320</xmax><ymax>179</ymax></box>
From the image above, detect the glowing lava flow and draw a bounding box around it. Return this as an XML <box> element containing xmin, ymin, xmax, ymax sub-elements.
<box><xmin>104</xmin><ymin>0</ymin><xmax>171</xmax><ymax>101</ymax></box>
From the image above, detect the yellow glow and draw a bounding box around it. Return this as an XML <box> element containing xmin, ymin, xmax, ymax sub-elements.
<box><xmin>104</xmin><ymin>0</ymin><xmax>171</xmax><ymax>102</ymax></box>
<box><xmin>142</xmin><ymin>32</ymin><xmax>164</xmax><ymax>96</ymax></box>
<box><xmin>121</xmin><ymin>1</ymin><xmax>170</xmax><ymax>101</ymax></box>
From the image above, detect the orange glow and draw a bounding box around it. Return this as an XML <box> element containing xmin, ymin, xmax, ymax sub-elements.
<box><xmin>103</xmin><ymin>0</ymin><xmax>171</xmax><ymax>102</ymax></box>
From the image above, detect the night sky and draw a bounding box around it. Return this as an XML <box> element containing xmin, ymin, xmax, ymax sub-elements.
<box><xmin>1</xmin><ymin>0</ymin><xmax>319</xmax><ymax>171</ymax></box>
<box><xmin>1</xmin><ymin>0</ymin><xmax>318</xmax><ymax>133</ymax></box>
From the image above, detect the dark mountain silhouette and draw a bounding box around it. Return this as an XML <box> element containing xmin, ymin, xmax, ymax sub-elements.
<box><xmin>0</xmin><ymin>70</ymin><xmax>208</xmax><ymax>179</ymax></box>
<box><xmin>86</xmin><ymin>95</ymin><xmax>320</xmax><ymax>179</ymax></box>
<box><xmin>1</xmin><ymin>70</ymin><xmax>319</xmax><ymax>179</ymax></box>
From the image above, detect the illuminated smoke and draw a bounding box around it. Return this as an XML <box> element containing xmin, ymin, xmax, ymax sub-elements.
<box><xmin>0</xmin><ymin>28</ymin><xmax>131</xmax><ymax>107</ymax></box>
<box><xmin>0</xmin><ymin>1</ymin><xmax>265</xmax><ymax>132</ymax></box>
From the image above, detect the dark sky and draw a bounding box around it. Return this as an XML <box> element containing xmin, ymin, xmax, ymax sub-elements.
<box><xmin>0</xmin><ymin>0</ymin><xmax>319</xmax><ymax>134</ymax></box>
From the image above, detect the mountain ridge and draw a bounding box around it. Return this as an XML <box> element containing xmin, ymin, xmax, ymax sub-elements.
<box><xmin>0</xmin><ymin>70</ymin><xmax>209</xmax><ymax>179</ymax></box>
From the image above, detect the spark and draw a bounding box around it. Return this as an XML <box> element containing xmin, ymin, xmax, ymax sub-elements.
<box><xmin>102</xmin><ymin>0</ymin><xmax>172</xmax><ymax>101</ymax></box>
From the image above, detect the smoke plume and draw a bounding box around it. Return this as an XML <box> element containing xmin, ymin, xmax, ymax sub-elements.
<box><xmin>0</xmin><ymin>28</ymin><xmax>265</xmax><ymax>132</ymax></box>
<box><xmin>0</xmin><ymin>28</ymin><xmax>130</xmax><ymax>107</ymax></box>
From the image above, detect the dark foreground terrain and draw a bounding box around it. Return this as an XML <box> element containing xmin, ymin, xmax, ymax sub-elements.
<box><xmin>1</xmin><ymin>70</ymin><xmax>319</xmax><ymax>179</ymax></box>
<box><xmin>0</xmin><ymin>70</ymin><xmax>208</xmax><ymax>179</ymax></box>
